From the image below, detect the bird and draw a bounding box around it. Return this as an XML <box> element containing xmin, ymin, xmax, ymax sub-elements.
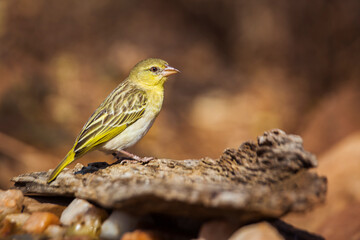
<box><xmin>47</xmin><ymin>58</ymin><xmax>180</xmax><ymax>183</ymax></box>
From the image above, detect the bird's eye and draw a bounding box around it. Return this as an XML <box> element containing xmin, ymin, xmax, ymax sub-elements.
<box><xmin>150</xmin><ymin>67</ymin><xmax>158</xmax><ymax>72</ymax></box>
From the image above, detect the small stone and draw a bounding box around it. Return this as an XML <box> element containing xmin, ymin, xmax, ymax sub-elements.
<box><xmin>0</xmin><ymin>218</ymin><xmax>14</xmax><ymax>237</ymax></box>
<box><xmin>44</xmin><ymin>224</ymin><xmax>66</xmax><ymax>239</ymax></box>
<box><xmin>61</xmin><ymin>198</ymin><xmax>107</xmax><ymax>237</ymax></box>
<box><xmin>0</xmin><ymin>190</ymin><xmax>24</xmax><ymax>221</ymax></box>
<box><xmin>23</xmin><ymin>196</ymin><xmax>66</xmax><ymax>217</ymax></box>
<box><xmin>100</xmin><ymin>211</ymin><xmax>138</xmax><ymax>240</ymax></box>
<box><xmin>64</xmin><ymin>236</ymin><xmax>94</xmax><ymax>240</ymax></box>
<box><xmin>60</xmin><ymin>198</ymin><xmax>106</xmax><ymax>225</ymax></box>
<box><xmin>22</xmin><ymin>212</ymin><xmax>60</xmax><ymax>234</ymax></box>
<box><xmin>198</xmin><ymin>220</ymin><xmax>240</xmax><ymax>240</ymax></box>
<box><xmin>67</xmin><ymin>218</ymin><xmax>103</xmax><ymax>238</ymax></box>
<box><xmin>229</xmin><ymin>222</ymin><xmax>284</xmax><ymax>240</ymax></box>
<box><xmin>4</xmin><ymin>213</ymin><xmax>30</xmax><ymax>232</ymax></box>
<box><xmin>121</xmin><ymin>230</ymin><xmax>160</xmax><ymax>240</ymax></box>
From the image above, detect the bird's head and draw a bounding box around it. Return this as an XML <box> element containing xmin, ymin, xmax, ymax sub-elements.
<box><xmin>129</xmin><ymin>58</ymin><xmax>180</xmax><ymax>87</ymax></box>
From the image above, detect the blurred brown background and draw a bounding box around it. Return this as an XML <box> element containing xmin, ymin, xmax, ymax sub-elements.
<box><xmin>0</xmin><ymin>0</ymin><xmax>359</xmax><ymax>239</ymax></box>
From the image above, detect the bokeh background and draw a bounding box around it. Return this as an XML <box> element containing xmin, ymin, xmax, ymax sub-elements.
<box><xmin>0</xmin><ymin>0</ymin><xmax>359</xmax><ymax>239</ymax></box>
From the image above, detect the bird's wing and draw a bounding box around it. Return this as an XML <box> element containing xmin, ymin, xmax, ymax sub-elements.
<box><xmin>72</xmin><ymin>87</ymin><xmax>148</xmax><ymax>157</ymax></box>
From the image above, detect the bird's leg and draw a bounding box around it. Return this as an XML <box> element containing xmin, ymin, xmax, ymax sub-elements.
<box><xmin>113</xmin><ymin>149</ymin><xmax>154</xmax><ymax>163</ymax></box>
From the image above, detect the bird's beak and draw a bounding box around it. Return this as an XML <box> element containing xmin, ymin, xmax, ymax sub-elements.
<box><xmin>162</xmin><ymin>65</ymin><xmax>180</xmax><ymax>77</ymax></box>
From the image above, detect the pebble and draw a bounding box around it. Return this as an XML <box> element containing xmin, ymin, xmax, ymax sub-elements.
<box><xmin>121</xmin><ymin>230</ymin><xmax>160</xmax><ymax>240</ymax></box>
<box><xmin>4</xmin><ymin>213</ymin><xmax>30</xmax><ymax>231</ymax></box>
<box><xmin>23</xmin><ymin>196</ymin><xmax>66</xmax><ymax>217</ymax></box>
<box><xmin>44</xmin><ymin>224</ymin><xmax>66</xmax><ymax>239</ymax></box>
<box><xmin>0</xmin><ymin>190</ymin><xmax>24</xmax><ymax>221</ymax></box>
<box><xmin>67</xmin><ymin>218</ymin><xmax>103</xmax><ymax>238</ymax></box>
<box><xmin>100</xmin><ymin>211</ymin><xmax>138</xmax><ymax>239</ymax></box>
<box><xmin>199</xmin><ymin>220</ymin><xmax>240</xmax><ymax>240</ymax></box>
<box><xmin>229</xmin><ymin>222</ymin><xmax>284</xmax><ymax>240</ymax></box>
<box><xmin>0</xmin><ymin>218</ymin><xmax>13</xmax><ymax>237</ymax></box>
<box><xmin>22</xmin><ymin>212</ymin><xmax>60</xmax><ymax>234</ymax></box>
<box><xmin>60</xmin><ymin>198</ymin><xmax>107</xmax><ymax>237</ymax></box>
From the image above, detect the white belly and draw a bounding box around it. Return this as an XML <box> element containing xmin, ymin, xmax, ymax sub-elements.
<box><xmin>100</xmin><ymin>86</ymin><xmax>164</xmax><ymax>153</ymax></box>
<box><xmin>100</xmin><ymin>110</ymin><xmax>156</xmax><ymax>152</ymax></box>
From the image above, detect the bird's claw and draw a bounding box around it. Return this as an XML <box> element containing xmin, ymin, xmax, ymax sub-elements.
<box><xmin>135</xmin><ymin>156</ymin><xmax>154</xmax><ymax>163</ymax></box>
<box><xmin>112</xmin><ymin>152</ymin><xmax>154</xmax><ymax>164</ymax></box>
<box><xmin>128</xmin><ymin>155</ymin><xmax>154</xmax><ymax>164</ymax></box>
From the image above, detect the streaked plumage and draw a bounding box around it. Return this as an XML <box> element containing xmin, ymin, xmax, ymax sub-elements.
<box><xmin>47</xmin><ymin>58</ymin><xmax>179</xmax><ymax>183</ymax></box>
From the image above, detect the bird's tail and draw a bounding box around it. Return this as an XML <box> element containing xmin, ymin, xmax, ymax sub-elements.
<box><xmin>47</xmin><ymin>148</ymin><xmax>76</xmax><ymax>183</ymax></box>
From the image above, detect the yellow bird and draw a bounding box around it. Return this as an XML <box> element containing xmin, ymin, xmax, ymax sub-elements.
<box><xmin>48</xmin><ymin>58</ymin><xmax>179</xmax><ymax>183</ymax></box>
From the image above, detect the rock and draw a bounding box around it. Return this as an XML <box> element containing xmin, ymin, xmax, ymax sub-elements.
<box><xmin>60</xmin><ymin>198</ymin><xmax>93</xmax><ymax>226</ymax></box>
<box><xmin>23</xmin><ymin>196</ymin><xmax>67</xmax><ymax>218</ymax></box>
<box><xmin>44</xmin><ymin>224</ymin><xmax>66</xmax><ymax>239</ymax></box>
<box><xmin>22</xmin><ymin>212</ymin><xmax>60</xmax><ymax>234</ymax></box>
<box><xmin>229</xmin><ymin>222</ymin><xmax>284</xmax><ymax>240</ymax></box>
<box><xmin>0</xmin><ymin>189</ymin><xmax>24</xmax><ymax>221</ymax></box>
<box><xmin>61</xmin><ymin>198</ymin><xmax>107</xmax><ymax>237</ymax></box>
<box><xmin>283</xmin><ymin>132</ymin><xmax>360</xmax><ymax>239</ymax></box>
<box><xmin>12</xmin><ymin>130</ymin><xmax>326</xmax><ymax>223</ymax></box>
<box><xmin>316</xmin><ymin>203</ymin><xmax>360</xmax><ymax>240</ymax></box>
<box><xmin>62</xmin><ymin>236</ymin><xmax>94</xmax><ymax>240</ymax></box>
<box><xmin>198</xmin><ymin>220</ymin><xmax>241</xmax><ymax>240</ymax></box>
<box><xmin>0</xmin><ymin>218</ymin><xmax>13</xmax><ymax>237</ymax></box>
<box><xmin>67</xmin><ymin>219</ymin><xmax>103</xmax><ymax>238</ymax></box>
<box><xmin>4</xmin><ymin>213</ymin><xmax>30</xmax><ymax>232</ymax></box>
<box><xmin>121</xmin><ymin>230</ymin><xmax>160</xmax><ymax>240</ymax></box>
<box><xmin>301</xmin><ymin>81</ymin><xmax>360</xmax><ymax>155</ymax></box>
<box><xmin>100</xmin><ymin>211</ymin><xmax>139</xmax><ymax>240</ymax></box>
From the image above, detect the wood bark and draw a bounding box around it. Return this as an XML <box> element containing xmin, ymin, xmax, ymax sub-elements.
<box><xmin>12</xmin><ymin>129</ymin><xmax>327</xmax><ymax>222</ymax></box>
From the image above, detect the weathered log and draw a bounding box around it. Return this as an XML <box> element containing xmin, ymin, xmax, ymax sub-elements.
<box><xmin>12</xmin><ymin>129</ymin><xmax>327</xmax><ymax>222</ymax></box>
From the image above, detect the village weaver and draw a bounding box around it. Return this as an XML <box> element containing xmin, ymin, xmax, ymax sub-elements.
<box><xmin>47</xmin><ymin>58</ymin><xmax>179</xmax><ymax>183</ymax></box>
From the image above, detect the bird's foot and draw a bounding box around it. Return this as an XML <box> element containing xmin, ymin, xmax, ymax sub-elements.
<box><xmin>131</xmin><ymin>155</ymin><xmax>154</xmax><ymax>163</ymax></box>
<box><xmin>112</xmin><ymin>152</ymin><xmax>123</xmax><ymax>160</ymax></box>
<box><xmin>112</xmin><ymin>150</ymin><xmax>154</xmax><ymax>164</ymax></box>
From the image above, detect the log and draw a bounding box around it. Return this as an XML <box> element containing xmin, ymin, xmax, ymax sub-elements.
<box><xmin>12</xmin><ymin>129</ymin><xmax>327</xmax><ymax>222</ymax></box>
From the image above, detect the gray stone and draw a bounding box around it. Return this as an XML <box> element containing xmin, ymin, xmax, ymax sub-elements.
<box><xmin>100</xmin><ymin>211</ymin><xmax>139</xmax><ymax>240</ymax></box>
<box><xmin>229</xmin><ymin>222</ymin><xmax>284</xmax><ymax>240</ymax></box>
<box><xmin>44</xmin><ymin>225</ymin><xmax>66</xmax><ymax>239</ymax></box>
<box><xmin>60</xmin><ymin>198</ymin><xmax>107</xmax><ymax>237</ymax></box>
<box><xmin>0</xmin><ymin>190</ymin><xmax>24</xmax><ymax>221</ymax></box>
